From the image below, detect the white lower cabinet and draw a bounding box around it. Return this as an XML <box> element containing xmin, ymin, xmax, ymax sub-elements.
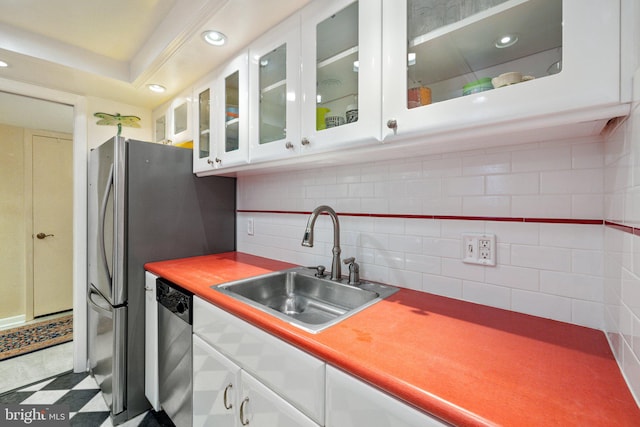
<box><xmin>144</xmin><ymin>272</ymin><xmax>160</xmax><ymax>411</ymax></box>
<box><xmin>193</xmin><ymin>335</ymin><xmax>320</xmax><ymax>427</ymax></box>
<box><xmin>325</xmin><ymin>366</ymin><xmax>450</xmax><ymax>427</ymax></box>
<box><xmin>193</xmin><ymin>296</ymin><xmax>325</xmax><ymax>425</ymax></box>
<box><xmin>193</xmin><ymin>296</ymin><xmax>448</xmax><ymax>427</ymax></box>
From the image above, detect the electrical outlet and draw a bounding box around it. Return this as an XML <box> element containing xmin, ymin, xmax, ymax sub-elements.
<box><xmin>247</xmin><ymin>218</ymin><xmax>254</xmax><ymax>236</ymax></box>
<box><xmin>462</xmin><ymin>233</ymin><xmax>496</xmax><ymax>266</ymax></box>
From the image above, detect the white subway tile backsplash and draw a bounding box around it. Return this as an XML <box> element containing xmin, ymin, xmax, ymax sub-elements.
<box><xmin>571</xmin><ymin>299</ymin><xmax>603</xmax><ymax>330</ymax></box>
<box><xmin>235</xmin><ymin>121</ymin><xmax>640</xmax><ymax>404</ymax></box>
<box><xmin>389</xmin><ymin>161</ymin><xmax>423</xmax><ymax>180</ymax></box>
<box><xmin>485</xmin><ymin>172</ymin><xmax>539</xmax><ymax>195</ymax></box>
<box><xmin>388</xmin><ymin>268</ymin><xmax>422</xmax><ymax>290</ymax></box>
<box><xmin>572</xmin><ymin>194</ymin><xmax>604</xmax><ymax>219</ymax></box>
<box><xmin>572</xmin><ymin>141</ymin><xmax>604</xmax><ymax>169</ymax></box>
<box><xmin>512</xmin><ymin>195</ymin><xmax>572</xmax><ymax>218</ymax></box>
<box><xmin>348</xmin><ymin>182</ymin><xmax>375</xmax><ymax>198</ymax></box>
<box><xmin>388</xmin><ymin>234</ymin><xmax>423</xmax><ymax>254</ymax></box>
<box><xmin>462</xmin><ymin>196</ymin><xmax>510</xmax><ymax>216</ymax></box>
<box><xmin>539</xmin><ymin>224</ymin><xmax>604</xmax><ymax>250</ymax></box>
<box><xmin>441</xmin><ymin>258</ymin><xmax>485</xmax><ymax>282</ymax></box>
<box><xmin>405</xmin><ymin>218</ymin><xmax>440</xmax><ymax>237</ymax></box>
<box><xmin>511</xmin><ymin>145</ymin><xmax>572</xmax><ymax>172</ymax></box>
<box><xmin>540</xmin><ymin>169</ymin><xmax>604</xmax><ymax>194</ymax></box>
<box><xmin>539</xmin><ymin>271</ymin><xmax>603</xmax><ymax>301</ymax></box>
<box><xmin>422</xmin><ymin>274</ymin><xmax>463</xmax><ymax>298</ymax></box>
<box><xmin>423</xmin><ymin>197</ymin><xmax>463</xmax><ymax>215</ymax></box>
<box><xmin>462</xmin><ymin>152</ymin><xmax>511</xmax><ymax>176</ymax></box>
<box><xmin>443</xmin><ymin>176</ymin><xmax>484</xmax><ymax>196</ymax></box>
<box><xmin>511</xmin><ymin>244</ymin><xmax>572</xmax><ymax>272</ymax></box>
<box><xmin>512</xmin><ymin>289</ymin><xmax>572</xmax><ymax>323</ymax></box>
<box><xmin>404</xmin><ymin>253</ymin><xmax>441</xmax><ymax>274</ymax></box>
<box><xmin>423</xmin><ymin>157</ymin><xmax>462</xmax><ymax>177</ymax></box>
<box><xmin>463</xmin><ymin>280</ymin><xmax>511</xmax><ymax>310</ymax></box>
<box><xmin>485</xmin><ymin>265</ymin><xmax>539</xmax><ymax>291</ymax></box>
<box><xmin>422</xmin><ymin>237</ymin><xmax>460</xmax><ymax>259</ymax></box>
<box><xmin>374</xmin><ymin>249</ymin><xmax>405</xmax><ymax>269</ymax></box>
<box><xmin>572</xmin><ymin>250</ymin><xmax>604</xmax><ymax>276</ymax></box>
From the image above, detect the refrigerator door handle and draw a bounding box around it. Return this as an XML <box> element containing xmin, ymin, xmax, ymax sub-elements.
<box><xmin>98</xmin><ymin>164</ymin><xmax>114</xmax><ymax>281</ymax></box>
<box><xmin>88</xmin><ymin>286</ymin><xmax>113</xmax><ymax>316</ymax></box>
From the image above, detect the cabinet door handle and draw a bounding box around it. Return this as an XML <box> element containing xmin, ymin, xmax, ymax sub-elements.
<box><xmin>223</xmin><ymin>383</ymin><xmax>233</xmax><ymax>410</ymax></box>
<box><xmin>387</xmin><ymin>119</ymin><xmax>398</xmax><ymax>135</ymax></box>
<box><xmin>301</xmin><ymin>137</ymin><xmax>310</xmax><ymax>146</ymax></box>
<box><xmin>285</xmin><ymin>141</ymin><xmax>294</xmax><ymax>150</ymax></box>
<box><xmin>239</xmin><ymin>397</ymin><xmax>250</xmax><ymax>425</ymax></box>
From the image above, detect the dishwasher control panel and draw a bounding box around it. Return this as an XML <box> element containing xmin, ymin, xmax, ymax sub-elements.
<box><xmin>156</xmin><ymin>278</ymin><xmax>193</xmax><ymax>325</ymax></box>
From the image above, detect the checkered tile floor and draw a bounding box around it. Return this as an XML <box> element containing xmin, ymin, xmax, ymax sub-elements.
<box><xmin>0</xmin><ymin>371</ymin><xmax>173</xmax><ymax>426</ymax></box>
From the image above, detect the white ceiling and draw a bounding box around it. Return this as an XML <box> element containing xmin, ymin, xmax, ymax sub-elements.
<box><xmin>0</xmin><ymin>0</ymin><xmax>310</xmax><ymax>110</ymax></box>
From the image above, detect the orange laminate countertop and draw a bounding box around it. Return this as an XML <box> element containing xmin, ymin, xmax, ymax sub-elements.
<box><xmin>145</xmin><ymin>252</ymin><xmax>640</xmax><ymax>426</ymax></box>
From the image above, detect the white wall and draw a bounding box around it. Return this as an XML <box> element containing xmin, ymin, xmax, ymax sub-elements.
<box><xmin>237</xmin><ymin>136</ymin><xmax>606</xmax><ymax>329</ymax></box>
<box><xmin>603</xmin><ymin>67</ymin><xmax>640</xmax><ymax>404</ymax></box>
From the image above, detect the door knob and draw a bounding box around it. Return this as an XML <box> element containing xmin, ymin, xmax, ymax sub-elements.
<box><xmin>36</xmin><ymin>232</ymin><xmax>54</xmax><ymax>239</ymax></box>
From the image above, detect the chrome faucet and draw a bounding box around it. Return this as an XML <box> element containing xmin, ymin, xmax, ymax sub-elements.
<box><xmin>301</xmin><ymin>205</ymin><xmax>341</xmax><ymax>280</ymax></box>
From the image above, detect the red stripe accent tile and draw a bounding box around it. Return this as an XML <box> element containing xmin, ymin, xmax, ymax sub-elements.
<box><xmin>236</xmin><ymin>210</ymin><xmax>605</xmax><ymax>225</ymax></box>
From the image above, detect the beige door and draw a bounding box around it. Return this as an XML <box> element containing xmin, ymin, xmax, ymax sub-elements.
<box><xmin>32</xmin><ymin>134</ymin><xmax>73</xmax><ymax>317</ymax></box>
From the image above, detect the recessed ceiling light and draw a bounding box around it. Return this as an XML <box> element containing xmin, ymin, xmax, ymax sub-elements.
<box><xmin>0</xmin><ymin>60</ymin><xmax>8</xmax><ymax>68</ymax></box>
<box><xmin>147</xmin><ymin>84</ymin><xmax>166</xmax><ymax>93</ymax></box>
<box><xmin>202</xmin><ymin>30</ymin><xmax>227</xmax><ymax>46</ymax></box>
<box><xmin>495</xmin><ymin>34</ymin><xmax>518</xmax><ymax>48</ymax></box>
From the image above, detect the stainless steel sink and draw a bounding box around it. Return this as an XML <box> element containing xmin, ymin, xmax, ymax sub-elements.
<box><xmin>211</xmin><ymin>267</ymin><xmax>398</xmax><ymax>333</ymax></box>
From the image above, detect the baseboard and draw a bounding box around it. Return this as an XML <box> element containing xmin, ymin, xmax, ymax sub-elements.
<box><xmin>0</xmin><ymin>315</ymin><xmax>26</xmax><ymax>329</ymax></box>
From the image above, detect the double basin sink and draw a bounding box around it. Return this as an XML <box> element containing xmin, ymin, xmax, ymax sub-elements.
<box><xmin>211</xmin><ymin>267</ymin><xmax>398</xmax><ymax>333</ymax></box>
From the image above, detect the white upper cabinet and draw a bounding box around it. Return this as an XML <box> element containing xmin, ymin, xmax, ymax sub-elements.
<box><xmin>193</xmin><ymin>81</ymin><xmax>214</xmax><ymax>173</ymax></box>
<box><xmin>381</xmin><ymin>0</ymin><xmax>625</xmax><ymax>143</ymax></box>
<box><xmin>248</xmin><ymin>15</ymin><xmax>302</xmax><ymax>163</ymax></box>
<box><xmin>215</xmin><ymin>52</ymin><xmax>250</xmax><ymax>168</ymax></box>
<box><xmin>152</xmin><ymin>108</ymin><xmax>168</xmax><ymax>144</ymax></box>
<box><xmin>299</xmin><ymin>0</ymin><xmax>382</xmax><ymax>154</ymax></box>
<box><xmin>152</xmin><ymin>88</ymin><xmax>193</xmax><ymax>146</ymax></box>
<box><xmin>192</xmin><ymin>0</ymin><xmax>629</xmax><ymax>175</ymax></box>
<box><xmin>193</xmin><ymin>52</ymin><xmax>250</xmax><ymax>173</ymax></box>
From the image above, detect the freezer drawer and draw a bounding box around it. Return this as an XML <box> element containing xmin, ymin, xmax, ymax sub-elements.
<box><xmin>87</xmin><ymin>285</ymin><xmax>127</xmax><ymax>418</ymax></box>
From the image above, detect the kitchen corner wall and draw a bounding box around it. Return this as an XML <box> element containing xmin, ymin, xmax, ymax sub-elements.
<box><xmin>237</xmin><ymin>135</ymin><xmax>606</xmax><ymax>331</ymax></box>
<box><xmin>602</xmin><ymin>68</ymin><xmax>640</xmax><ymax>402</ymax></box>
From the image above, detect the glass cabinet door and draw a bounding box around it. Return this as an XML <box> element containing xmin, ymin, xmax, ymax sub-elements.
<box><xmin>174</xmin><ymin>101</ymin><xmax>188</xmax><ymax>135</ymax></box>
<box><xmin>300</xmin><ymin>0</ymin><xmax>381</xmax><ymax>152</ymax></box>
<box><xmin>249</xmin><ymin>14</ymin><xmax>301</xmax><ymax>162</ymax></box>
<box><xmin>258</xmin><ymin>45</ymin><xmax>287</xmax><ymax>145</ymax></box>
<box><xmin>154</xmin><ymin>115</ymin><xmax>166</xmax><ymax>144</ymax></box>
<box><xmin>382</xmin><ymin>0</ymin><xmax>620</xmax><ymax>142</ymax></box>
<box><xmin>193</xmin><ymin>85</ymin><xmax>213</xmax><ymax>173</ymax></box>
<box><xmin>406</xmin><ymin>0</ymin><xmax>561</xmax><ymax>108</ymax></box>
<box><xmin>315</xmin><ymin>2</ymin><xmax>359</xmax><ymax>131</ymax></box>
<box><xmin>215</xmin><ymin>52</ymin><xmax>249</xmax><ymax>168</ymax></box>
<box><xmin>225</xmin><ymin>71</ymin><xmax>240</xmax><ymax>154</ymax></box>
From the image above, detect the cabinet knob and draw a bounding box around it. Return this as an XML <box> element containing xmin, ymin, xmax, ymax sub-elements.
<box><xmin>215</xmin><ymin>157</ymin><xmax>222</xmax><ymax>164</ymax></box>
<box><xmin>386</xmin><ymin>119</ymin><xmax>398</xmax><ymax>135</ymax></box>
<box><xmin>301</xmin><ymin>137</ymin><xmax>310</xmax><ymax>146</ymax></box>
<box><xmin>285</xmin><ymin>141</ymin><xmax>294</xmax><ymax>150</ymax></box>
<box><xmin>207</xmin><ymin>158</ymin><xmax>214</xmax><ymax>165</ymax></box>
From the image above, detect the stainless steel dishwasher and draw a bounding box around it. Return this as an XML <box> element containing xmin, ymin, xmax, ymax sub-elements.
<box><xmin>157</xmin><ymin>278</ymin><xmax>193</xmax><ymax>427</ymax></box>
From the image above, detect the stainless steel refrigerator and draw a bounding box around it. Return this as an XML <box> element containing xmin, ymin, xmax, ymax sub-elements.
<box><xmin>87</xmin><ymin>136</ymin><xmax>235</xmax><ymax>425</ymax></box>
